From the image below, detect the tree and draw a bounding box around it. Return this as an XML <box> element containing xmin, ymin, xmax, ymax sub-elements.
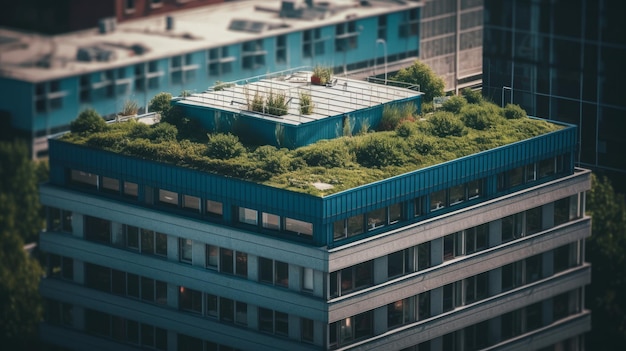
<box><xmin>393</xmin><ymin>60</ymin><xmax>445</xmax><ymax>102</ymax></box>
<box><xmin>70</xmin><ymin>108</ymin><xmax>107</xmax><ymax>135</ymax></box>
<box><xmin>586</xmin><ymin>174</ymin><xmax>626</xmax><ymax>349</ymax></box>
<box><xmin>148</xmin><ymin>92</ymin><xmax>173</xmax><ymax>118</ymax></box>
<box><xmin>0</xmin><ymin>141</ymin><xmax>44</xmax><ymax>348</ymax></box>
<box><xmin>0</xmin><ymin>141</ymin><xmax>42</xmax><ymax>243</ymax></box>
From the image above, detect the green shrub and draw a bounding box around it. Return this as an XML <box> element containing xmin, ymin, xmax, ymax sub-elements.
<box><xmin>409</xmin><ymin>134</ymin><xmax>436</xmax><ymax>154</ymax></box>
<box><xmin>299</xmin><ymin>91</ymin><xmax>314</xmax><ymax>115</ymax></box>
<box><xmin>428</xmin><ymin>111</ymin><xmax>466</xmax><ymax>137</ymax></box>
<box><xmin>148</xmin><ymin>92</ymin><xmax>173</xmax><ymax>115</ymax></box>
<box><xmin>206</xmin><ymin>133</ymin><xmax>245</xmax><ymax>160</ymax></box>
<box><xmin>441</xmin><ymin>95</ymin><xmax>467</xmax><ymax>114</ymax></box>
<box><xmin>296</xmin><ymin>140</ymin><xmax>353</xmax><ymax>168</ymax></box>
<box><xmin>266</xmin><ymin>90</ymin><xmax>288</xmax><ymax>116</ymax></box>
<box><xmin>396</xmin><ymin>121</ymin><xmax>418</xmax><ymax>138</ymax></box>
<box><xmin>149</xmin><ymin>122</ymin><xmax>178</xmax><ymax>142</ymax></box>
<box><xmin>503</xmin><ymin>103</ymin><xmax>527</xmax><ymax>119</ymax></box>
<box><xmin>249</xmin><ymin>91</ymin><xmax>264</xmax><ymax>113</ymax></box>
<box><xmin>461</xmin><ymin>88</ymin><xmax>483</xmax><ymax>104</ymax></box>
<box><xmin>355</xmin><ymin>135</ymin><xmax>407</xmax><ymax>168</ymax></box>
<box><xmin>461</xmin><ymin>104</ymin><xmax>499</xmax><ymax>130</ymax></box>
<box><xmin>121</xmin><ymin>100</ymin><xmax>139</xmax><ymax>116</ymax></box>
<box><xmin>70</xmin><ymin>108</ymin><xmax>107</xmax><ymax>135</ymax></box>
<box><xmin>379</xmin><ymin>103</ymin><xmax>416</xmax><ymax>131</ymax></box>
<box><xmin>252</xmin><ymin>145</ymin><xmax>292</xmax><ymax>174</ymax></box>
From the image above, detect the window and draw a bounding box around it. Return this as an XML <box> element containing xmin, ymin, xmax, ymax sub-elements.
<box><xmin>330</xmin><ymin>261</ymin><xmax>373</xmax><ymax>297</ymax></box>
<box><xmin>388</xmin><ymin>249</ymin><xmax>411</xmax><ymax>278</ymax></box>
<box><xmin>85</xmin><ymin>216</ymin><xmax>111</xmax><ymax>244</ymax></box>
<box><xmin>389</xmin><ymin>203</ymin><xmax>402</xmax><ymax>224</ymax></box>
<box><xmin>206</xmin><ymin>200</ymin><xmax>223</xmax><ymax>217</ymax></box>
<box><xmin>79</xmin><ymin>74</ymin><xmax>91</xmax><ymax>102</ymax></box>
<box><xmin>335</xmin><ymin>21</ymin><xmax>358</xmax><ymax>52</ymax></box>
<box><xmin>464</xmin><ymin>272</ymin><xmax>488</xmax><ymax>304</ymax></box>
<box><xmin>124</xmin><ymin>181</ymin><xmax>138</xmax><ymax>197</ymax></box>
<box><xmin>47</xmin><ymin>299</ymin><xmax>73</xmax><ymax>327</ymax></box>
<box><xmin>183</xmin><ymin>195</ymin><xmax>200</xmax><ymax>212</ymax></box>
<box><xmin>262</xmin><ymin>212</ymin><xmax>281</xmax><ymax>230</ymax></box>
<box><xmin>179</xmin><ymin>286</ymin><xmax>202</xmax><ymax>313</ymax></box>
<box><xmin>417</xmin><ymin>241</ymin><xmax>431</xmax><ymax>271</ymax></box>
<box><xmin>366</xmin><ymin>207</ymin><xmax>386</xmax><ymax>230</ymax></box>
<box><xmin>170</xmin><ymin>53</ymin><xmax>197</xmax><ymax>85</ymax></box>
<box><xmin>276</xmin><ymin>35</ymin><xmax>287</xmax><ymax>63</ymax></box>
<box><xmin>48</xmin><ymin>207</ymin><xmax>72</xmax><ymax>233</ymax></box>
<box><xmin>259</xmin><ymin>308</ymin><xmax>288</xmax><ymax>336</ymax></box>
<box><xmin>525</xmin><ymin>254</ymin><xmax>543</xmax><ymax>283</ymax></box>
<box><xmin>468</xmin><ymin>179</ymin><xmax>482</xmax><ymax>199</ymax></box>
<box><xmin>259</xmin><ymin>258</ymin><xmax>288</xmax><ymax>287</ymax></box>
<box><xmin>301</xmin><ymin>318</ymin><xmax>314</xmax><ymax>342</ymax></box>
<box><xmin>303</xmin><ymin>28</ymin><xmax>325</xmax><ymax>57</ymax></box>
<box><xmin>501</xmin><ymin>261</ymin><xmax>523</xmax><ymax>291</ymax></box>
<box><xmin>141</xmin><ymin>229</ymin><xmax>168</xmax><ymax>256</ymax></box>
<box><xmin>285</xmin><ymin>217</ymin><xmax>313</xmax><ymax>238</ymax></box>
<box><xmin>388</xmin><ymin>298</ymin><xmax>412</xmax><ymax>329</ymax></box>
<box><xmin>465</xmin><ymin>224</ymin><xmax>488</xmax><ymax>254</ymax></box>
<box><xmin>538</xmin><ymin>157</ymin><xmax>556</xmax><ymax>178</ymax></box>
<box><xmin>430</xmin><ymin>190</ymin><xmax>446</xmax><ymax>211</ymax></box>
<box><xmin>180</xmin><ymin>238</ymin><xmax>193</xmax><ymax>263</ymax></box>
<box><xmin>525</xmin><ymin>206</ymin><xmax>542</xmax><ymax>235</ymax></box>
<box><xmin>205</xmin><ymin>295</ymin><xmax>248</xmax><ymax>325</ymax></box>
<box><xmin>158</xmin><ymin>189</ymin><xmax>178</xmax><ymax>207</ymax></box>
<box><xmin>302</xmin><ymin>267</ymin><xmax>314</xmax><ymax>292</ymax></box>
<box><xmin>399</xmin><ymin>8</ymin><xmax>419</xmax><ymax>37</ymax></box>
<box><xmin>333</xmin><ymin>214</ymin><xmax>365</xmax><ymax>240</ymax></box>
<box><xmin>443</xmin><ymin>232</ymin><xmax>463</xmax><ymax>261</ymax></box>
<box><xmin>449</xmin><ymin>184</ymin><xmax>465</xmax><ymax>205</ymax></box>
<box><xmin>414</xmin><ymin>196</ymin><xmax>424</xmax><ymax>217</ymax></box>
<box><xmin>417</xmin><ymin>291</ymin><xmax>431</xmax><ymax>320</ymax></box>
<box><xmin>554</xmin><ymin>195</ymin><xmax>578</xmax><ymax>226</ymax></box>
<box><xmin>442</xmin><ymin>282</ymin><xmax>462</xmax><ymax>312</ymax></box>
<box><xmin>238</xmin><ymin>207</ymin><xmax>258</xmax><ymax>225</ymax></box>
<box><xmin>34</xmin><ymin>80</ymin><xmax>65</xmax><ymax>113</ymax></box>
<box><xmin>554</xmin><ymin>243</ymin><xmax>577</xmax><ymax>273</ymax></box>
<box><xmin>207</xmin><ymin>47</ymin><xmax>234</xmax><ymax>77</ymax></box>
<box><xmin>378</xmin><ymin>15</ymin><xmax>387</xmax><ymax>40</ymax></box>
<box><xmin>206</xmin><ymin>245</ymin><xmax>218</xmax><ymax>269</ymax></box>
<box><xmin>242</xmin><ymin>40</ymin><xmax>266</xmax><ymax>70</ymax></box>
<box><xmin>502</xmin><ymin>212</ymin><xmax>523</xmax><ymax>241</ymax></box>
<box><xmin>47</xmin><ymin>254</ymin><xmax>73</xmax><ymax>280</ymax></box>
<box><xmin>329</xmin><ymin>311</ymin><xmax>373</xmax><ymax>347</ymax></box>
<box><xmin>71</xmin><ymin>170</ymin><xmax>98</xmax><ymax>188</ymax></box>
<box><xmin>125</xmin><ymin>0</ymin><xmax>135</xmax><ymax>12</ymax></box>
<box><xmin>102</xmin><ymin>176</ymin><xmax>119</xmax><ymax>193</ymax></box>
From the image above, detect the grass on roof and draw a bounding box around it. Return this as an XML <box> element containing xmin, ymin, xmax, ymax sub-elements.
<box><xmin>61</xmin><ymin>100</ymin><xmax>562</xmax><ymax>196</ymax></box>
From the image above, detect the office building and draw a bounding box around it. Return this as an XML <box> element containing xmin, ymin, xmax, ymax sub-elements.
<box><xmin>482</xmin><ymin>0</ymin><xmax>626</xmax><ymax>181</ymax></box>
<box><xmin>39</xmin><ymin>70</ymin><xmax>591</xmax><ymax>350</ymax></box>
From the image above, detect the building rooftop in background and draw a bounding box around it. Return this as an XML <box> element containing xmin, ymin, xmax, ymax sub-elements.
<box><xmin>0</xmin><ymin>0</ymin><xmax>421</xmax><ymax>82</ymax></box>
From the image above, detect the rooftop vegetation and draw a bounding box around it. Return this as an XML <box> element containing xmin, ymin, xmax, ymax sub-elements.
<box><xmin>62</xmin><ymin>91</ymin><xmax>562</xmax><ymax>196</ymax></box>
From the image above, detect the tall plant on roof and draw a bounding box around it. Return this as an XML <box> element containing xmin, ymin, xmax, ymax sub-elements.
<box><xmin>266</xmin><ymin>90</ymin><xmax>288</xmax><ymax>116</ymax></box>
<box><xmin>311</xmin><ymin>65</ymin><xmax>333</xmax><ymax>85</ymax></box>
<box><xmin>299</xmin><ymin>91</ymin><xmax>314</xmax><ymax>115</ymax></box>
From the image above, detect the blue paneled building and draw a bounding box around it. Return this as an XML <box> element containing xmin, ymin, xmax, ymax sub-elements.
<box><xmin>39</xmin><ymin>73</ymin><xmax>591</xmax><ymax>349</ymax></box>
<box><xmin>0</xmin><ymin>0</ymin><xmax>423</xmax><ymax>158</ymax></box>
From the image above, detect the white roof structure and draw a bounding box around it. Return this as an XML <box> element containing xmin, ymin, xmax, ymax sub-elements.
<box><xmin>0</xmin><ymin>0</ymin><xmax>422</xmax><ymax>82</ymax></box>
<box><xmin>177</xmin><ymin>68</ymin><xmax>421</xmax><ymax>125</ymax></box>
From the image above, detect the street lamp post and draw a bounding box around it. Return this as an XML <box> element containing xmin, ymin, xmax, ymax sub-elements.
<box><xmin>376</xmin><ymin>39</ymin><xmax>387</xmax><ymax>85</ymax></box>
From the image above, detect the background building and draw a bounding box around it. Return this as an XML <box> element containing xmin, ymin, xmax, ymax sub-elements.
<box><xmin>39</xmin><ymin>72</ymin><xmax>591</xmax><ymax>350</ymax></box>
<box><xmin>482</xmin><ymin>0</ymin><xmax>626</xmax><ymax>185</ymax></box>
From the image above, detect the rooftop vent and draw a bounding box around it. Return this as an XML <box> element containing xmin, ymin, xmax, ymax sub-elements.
<box><xmin>76</xmin><ymin>46</ymin><xmax>117</xmax><ymax>62</ymax></box>
<box><xmin>98</xmin><ymin>17</ymin><xmax>117</xmax><ymax>34</ymax></box>
<box><xmin>229</xmin><ymin>19</ymin><xmax>270</xmax><ymax>33</ymax></box>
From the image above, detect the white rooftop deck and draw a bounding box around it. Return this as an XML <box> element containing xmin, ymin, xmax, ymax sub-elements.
<box><xmin>177</xmin><ymin>68</ymin><xmax>421</xmax><ymax>125</ymax></box>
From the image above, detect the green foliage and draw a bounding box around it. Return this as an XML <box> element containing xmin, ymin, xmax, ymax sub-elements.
<box><xmin>586</xmin><ymin>174</ymin><xmax>626</xmax><ymax>349</ymax></box>
<box><xmin>295</xmin><ymin>140</ymin><xmax>354</xmax><ymax>168</ymax></box>
<box><xmin>312</xmin><ymin>65</ymin><xmax>333</xmax><ymax>85</ymax></box>
<box><xmin>355</xmin><ymin>134</ymin><xmax>408</xmax><ymax>168</ymax></box>
<box><xmin>148</xmin><ymin>92</ymin><xmax>173</xmax><ymax>115</ymax></box>
<box><xmin>249</xmin><ymin>91</ymin><xmax>264</xmax><ymax>113</ymax></box>
<box><xmin>0</xmin><ymin>141</ymin><xmax>44</xmax><ymax>349</ymax></box>
<box><xmin>266</xmin><ymin>90</ymin><xmax>288</xmax><ymax>116</ymax></box>
<box><xmin>206</xmin><ymin>133</ymin><xmax>245</xmax><ymax>160</ymax></box>
<box><xmin>61</xmin><ymin>99</ymin><xmax>562</xmax><ymax>195</ymax></box>
<box><xmin>299</xmin><ymin>91</ymin><xmax>314</xmax><ymax>115</ymax></box>
<box><xmin>213</xmin><ymin>81</ymin><xmax>234</xmax><ymax>91</ymax></box>
<box><xmin>70</xmin><ymin>108</ymin><xmax>107</xmax><ymax>135</ymax></box>
<box><xmin>502</xmin><ymin>103</ymin><xmax>527</xmax><ymax>119</ymax></box>
<box><xmin>428</xmin><ymin>111</ymin><xmax>466</xmax><ymax>137</ymax></box>
<box><xmin>180</xmin><ymin>90</ymin><xmax>192</xmax><ymax>97</ymax></box>
<box><xmin>149</xmin><ymin>122</ymin><xmax>178</xmax><ymax>142</ymax></box>
<box><xmin>343</xmin><ymin>115</ymin><xmax>352</xmax><ymax>137</ymax></box>
<box><xmin>441</xmin><ymin>95</ymin><xmax>467</xmax><ymax>114</ymax></box>
<box><xmin>379</xmin><ymin>103</ymin><xmax>416</xmax><ymax>131</ymax></box>
<box><xmin>0</xmin><ymin>141</ymin><xmax>43</xmax><ymax>243</ymax></box>
<box><xmin>121</xmin><ymin>100</ymin><xmax>139</xmax><ymax>116</ymax></box>
<box><xmin>461</xmin><ymin>104</ymin><xmax>500</xmax><ymax>130</ymax></box>
<box><xmin>393</xmin><ymin>60</ymin><xmax>445</xmax><ymax>102</ymax></box>
<box><xmin>461</xmin><ymin>88</ymin><xmax>483</xmax><ymax>104</ymax></box>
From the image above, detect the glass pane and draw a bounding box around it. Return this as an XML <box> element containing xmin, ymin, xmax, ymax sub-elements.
<box><xmin>159</xmin><ymin>189</ymin><xmax>178</xmax><ymax>206</ymax></box>
<box><xmin>206</xmin><ymin>200</ymin><xmax>223</xmax><ymax>216</ymax></box>
<box><xmin>275</xmin><ymin>261</ymin><xmax>289</xmax><ymax>287</ymax></box>
<box><xmin>430</xmin><ymin>190</ymin><xmax>446</xmax><ymax>211</ymax></box>
<box><xmin>236</xmin><ymin>252</ymin><xmax>248</xmax><ymax>277</ymax></box>
<box><xmin>238</xmin><ymin>207</ymin><xmax>258</xmax><ymax>225</ymax></box>
<box><xmin>262</xmin><ymin>212</ymin><xmax>281</xmax><ymax>230</ymax></box>
<box><xmin>347</xmin><ymin>214</ymin><xmax>364</xmax><ymax>237</ymax></box>
<box><xmin>206</xmin><ymin>245</ymin><xmax>218</xmax><ymax>268</ymax></box>
<box><xmin>389</xmin><ymin>203</ymin><xmax>402</xmax><ymax>223</ymax></box>
<box><xmin>259</xmin><ymin>258</ymin><xmax>273</xmax><ymax>283</ymax></box>
<box><xmin>449</xmin><ymin>185</ymin><xmax>465</xmax><ymax>205</ymax></box>
<box><xmin>183</xmin><ymin>195</ymin><xmax>200</xmax><ymax>211</ymax></box>
<box><xmin>155</xmin><ymin>232</ymin><xmax>168</xmax><ymax>256</ymax></box>
<box><xmin>285</xmin><ymin>218</ymin><xmax>313</xmax><ymax>237</ymax></box>
<box><xmin>367</xmin><ymin>208</ymin><xmax>386</xmax><ymax>230</ymax></box>
<box><xmin>124</xmin><ymin>181</ymin><xmax>138</xmax><ymax>197</ymax></box>
<box><xmin>71</xmin><ymin>170</ymin><xmax>98</xmax><ymax>188</ymax></box>
<box><xmin>302</xmin><ymin>267</ymin><xmax>314</xmax><ymax>291</ymax></box>
<box><xmin>333</xmin><ymin>220</ymin><xmax>346</xmax><ymax>240</ymax></box>
<box><xmin>180</xmin><ymin>238</ymin><xmax>193</xmax><ymax>262</ymax></box>
<box><xmin>220</xmin><ymin>248</ymin><xmax>234</xmax><ymax>274</ymax></box>
<box><xmin>102</xmin><ymin>177</ymin><xmax>119</xmax><ymax>192</ymax></box>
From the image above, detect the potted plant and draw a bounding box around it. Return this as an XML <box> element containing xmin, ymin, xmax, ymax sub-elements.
<box><xmin>311</xmin><ymin>65</ymin><xmax>332</xmax><ymax>85</ymax></box>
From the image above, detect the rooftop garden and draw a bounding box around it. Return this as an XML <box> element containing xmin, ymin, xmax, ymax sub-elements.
<box><xmin>61</xmin><ymin>91</ymin><xmax>563</xmax><ymax>196</ymax></box>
